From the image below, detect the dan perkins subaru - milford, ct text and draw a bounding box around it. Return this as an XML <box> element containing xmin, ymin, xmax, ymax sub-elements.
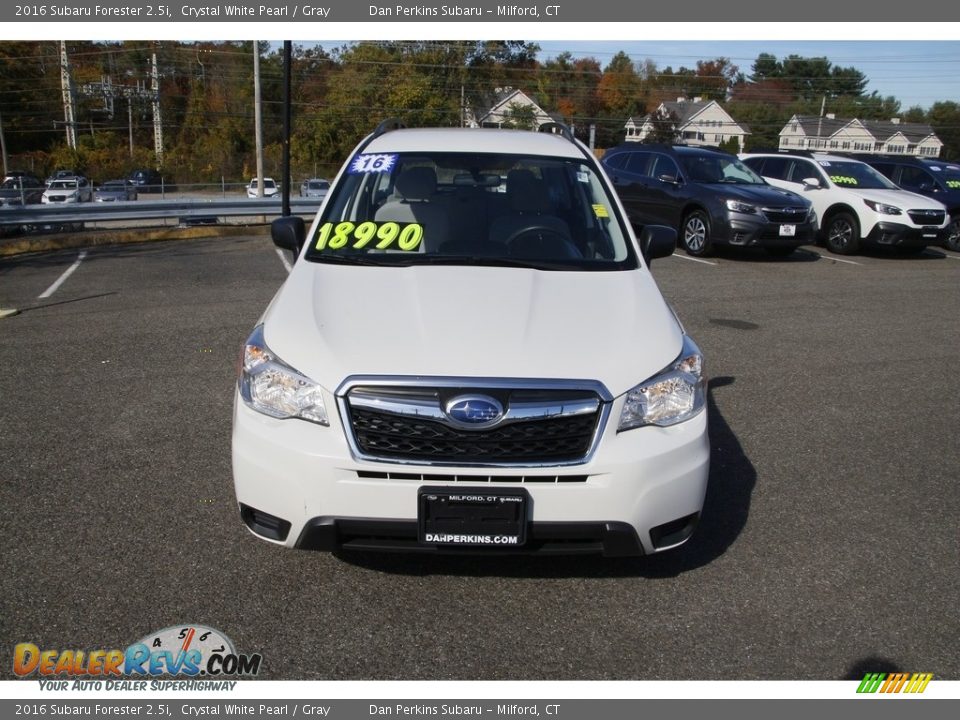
<box><xmin>368</xmin><ymin>5</ymin><xmax>561</xmax><ymax>16</ymax></box>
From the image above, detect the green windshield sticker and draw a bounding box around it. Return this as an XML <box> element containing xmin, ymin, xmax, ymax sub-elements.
<box><xmin>830</xmin><ymin>175</ymin><xmax>859</xmax><ymax>186</ymax></box>
<box><xmin>946</xmin><ymin>180</ymin><xmax>960</xmax><ymax>189</ymax></box>
<box><xmin>313</xmin><ymin>221</ymin><xmax>423</xmax><ymax>252</ymax></box>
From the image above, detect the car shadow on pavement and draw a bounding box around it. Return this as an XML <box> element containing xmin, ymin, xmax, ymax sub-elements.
<box><xmin>843</xmin><ymin>656</ymin><xmax>904</xmax><ymax>681</ymax></box>
<box><xmin>335</xmin><ymin>376</ymin><xmax>757</xmax><ymax>579</ymax></box>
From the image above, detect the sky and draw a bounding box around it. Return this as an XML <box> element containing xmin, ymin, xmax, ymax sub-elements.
<box><xmin>536</xmin><ymin>41</ymin><xmax>960</xmax><ymax>111</ymax></box>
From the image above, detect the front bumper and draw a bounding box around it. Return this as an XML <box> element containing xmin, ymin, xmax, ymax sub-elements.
<box><xmin>231</xmin><ymin>390</ymin><xmax>710</xmax><ymax>557</ymax></box>
<box><xmin>865</xmin><ymin>221</ymin><xmax>943</xmax><ymax>247</ymax></box>
<box><xmin>715</xmin><ymin>213</ymin><xmax>816</xmax><ymax>248</ymax></box>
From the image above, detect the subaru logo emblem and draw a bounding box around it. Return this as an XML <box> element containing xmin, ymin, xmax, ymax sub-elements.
<box><xmin>444</xmin><ymin>395</ymin><xmax>504</xmax><ymax>428</ymax></box>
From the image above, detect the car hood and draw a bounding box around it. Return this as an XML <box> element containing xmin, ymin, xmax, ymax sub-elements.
<box><xmin>706</xmin><ymin>183</ymin><xmax>807</xmax><ymax>206</ymax></box>
<box><xmin>841</xmin><ymin>187</ymin><xmax>947</xmax><ymax>210</ymax></box>
<box><xmin>262</xmin><ymin>264</ymin><xmax>684</xmax><ymax>398</ymax></box>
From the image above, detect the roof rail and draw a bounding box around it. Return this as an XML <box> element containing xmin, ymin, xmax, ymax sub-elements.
<box><xmin>355</xmin><ymin>118</ymin><xmax>406</xmax><ymax>154</ymax></box>
<box><xmin>537</xmin><ymin>121</ymin><xmax>575</xmax><ymax>143</ymax></box>
<box><xmin>371</xmin><ymin>118</ymin><xmax>405</xmax><ymax>138</ymax></box>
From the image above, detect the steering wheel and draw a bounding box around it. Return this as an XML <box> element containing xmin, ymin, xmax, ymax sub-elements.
<box><xmin>505</xmin><ymin>226</ymin><xmax>582</xmax><ymax>259</ymax></box>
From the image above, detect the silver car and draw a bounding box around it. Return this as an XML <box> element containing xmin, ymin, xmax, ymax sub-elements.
<box><xmin>94</xmin><ymin>180</ymin><xmax>138</xmax><ymax>202</ymax></box>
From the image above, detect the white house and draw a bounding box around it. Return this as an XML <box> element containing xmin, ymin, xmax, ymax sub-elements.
<box><xmin>467</xmin><ymin>88</ymin><xmax>557</xmax><ymax>130</ymax></box>
<box><xmin>625</xmin><ymin>98</ymin><xmax>750</xmax><ymax>151</ymax></box>
<box><xmin>778</xmin><ymin>114</ymin><xmax>942</xmax><ymax>157</ymax></box>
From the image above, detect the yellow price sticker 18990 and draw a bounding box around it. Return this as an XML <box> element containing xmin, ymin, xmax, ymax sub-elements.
<box><xmin>313</xmin><ymin>221</ymin><xmax>423</xmax><ymax>251</ymax></box>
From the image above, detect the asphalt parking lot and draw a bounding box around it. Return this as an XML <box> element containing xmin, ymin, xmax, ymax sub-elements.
<box><xmin>1</xmin><ymin>236</ymin><xmax>958</xmax><ymax>680</ymax></box>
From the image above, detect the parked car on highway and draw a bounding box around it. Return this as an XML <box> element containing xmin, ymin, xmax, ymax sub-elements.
<box><xmin>741</xmin><ymin>152</ymin><xmax>949</xmax><ymax>255</ymax></box>
<box><xmin>602</xmin><ymin>144</ymin><xmax>815</xmax><ymax>257</ymax></box>
<box><xmin>94</xmin><ymin>180</ymin><xmax>138</xmax><ymax>202</ymax></box>
<box><xmin>853</xmin><ymin>155</ymin><xmax>960</xmax><ymax>252</ymax></box>
<box><xmin>129</xmin><ymin>168</ymin><xmax>164</xmax><ymax>193</ymax></box>
<box><xmin>0</xmin><ymin>175</ymin><xmax>45</xmax><ymax>207</ymax></box>
<box><xmin>233</xmin><ymin>121</ymin><xmax>707</xmax><ymax>557</ymax></box>
<box><xmin>299</xmin><ymin>178</ymin><xmax>330</xmax><ymax>198</ymax></box>
<box><xmin>247</xmin><ymin>177</ymin><xmax>279</xmax><ymax>198</ymax></box>
<box><xmin>41</xmin><ymin>176</ymin><xmax>92</xmax><ymax>204</ymax></box>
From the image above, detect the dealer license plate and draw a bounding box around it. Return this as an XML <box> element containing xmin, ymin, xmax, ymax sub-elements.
<box><xmin>418</xmin><ymin>487</ymin><xmax>528</xmax><ymax>548</ymax></box>
<box><xmin>779</xmin><ymin>224</ymin><xmax>797</xmax><ymax>237</ymax></box>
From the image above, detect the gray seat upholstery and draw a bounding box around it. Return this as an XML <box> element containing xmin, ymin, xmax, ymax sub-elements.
<box><xmin>374</xmin><ymin>167</ymin><xmax>450</xmax><ymax>252</ymax></box>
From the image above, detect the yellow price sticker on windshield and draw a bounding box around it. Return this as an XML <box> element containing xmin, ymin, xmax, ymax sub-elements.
<box><xmin>830</xmin><ymin>175</ymin><xmax>858</xmax><ymax>186</ymax></box>
<box><xmin>592</xmin><ymin>204</ymin><xmax>609</xmax><ymax>218</ymax></box>
<box><xmin>313</xmin><ymin>221</ymin><xmax>423</xmax><ymax>251</ymax></box>
<box><xmin>946</xmin><ymin>180</ymin><xmax>960</xmax><ymax>189</ymax></box>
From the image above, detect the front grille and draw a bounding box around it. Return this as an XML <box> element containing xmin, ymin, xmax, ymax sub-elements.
<box><xmin>908</xmin><ymin>209</ymin><xmax>945</xmax><ymax>225</ymax></box>
<box><xmin>762</xmin><ymin>207</ymin><xmax>808</xmax><ymax>223</ymax></box>
<box><xmin>342</xmin><ymin>383</ymin><xmax>605</xmax><ymax>465</ymax></box>
<box><xmin>355</xmin><ymin>470</ymin><xmax>589</xmax><ymax>483</ymax></box>
<box><xmin>350</xmin><ymin>407</ymin><xmax>598</xmax><ymax>463</ymax></box>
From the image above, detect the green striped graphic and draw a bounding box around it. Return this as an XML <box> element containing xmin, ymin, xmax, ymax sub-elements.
<box><xmin>857</xmin><ymin>673</ymin><xmax>886</xmax><ymax>693</ymax></box>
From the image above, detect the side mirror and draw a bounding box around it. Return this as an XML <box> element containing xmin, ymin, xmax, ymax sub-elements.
<box><xmin>801</xmin><ymin>177</ymin><xmax>821</xmax><ymax>189</ymax></box>
<box><xmin>638</xmin><ymin>224</ymin><xmax>677</xmax><ymax>266</ymax></box>
<box><xmin>272</xmin><ymin>216</ymin><xmax>306</xmax><ymax>260</ymax></box>
<box><xmin>658</xmin><ymin>174</ymin><xmax>681</xmax><ymax>186</ymax></box>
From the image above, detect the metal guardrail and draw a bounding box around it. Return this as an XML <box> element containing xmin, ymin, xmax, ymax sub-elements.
<box><xmin>0</xmin><ymin>198</ymin><xmax>323</xmax><ymax>227</ymax></box>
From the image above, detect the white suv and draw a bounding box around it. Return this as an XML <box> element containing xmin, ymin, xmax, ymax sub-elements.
<box><xmin>741</xmin><ymin>152</ymin><xmax>948</xmax><ymax>255</ymax></box>
<box><xmin>232</xmin><ymin>122</ymin><xmax>710</xmax><ymax>557</ymax></box>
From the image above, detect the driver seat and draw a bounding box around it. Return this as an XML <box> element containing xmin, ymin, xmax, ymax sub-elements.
<box><xmin>489</xmin><ymin>169</ymin><xmax>572</xmax><ymax>248</ymax></box>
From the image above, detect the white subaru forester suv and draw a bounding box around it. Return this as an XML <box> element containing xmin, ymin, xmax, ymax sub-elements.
<box><xmin>741</xmin><ymin>152</ymin><xmax>948</xmax><ymax>255</ymax></box>
<box><xmin>232</xmin><ymin>121</ymin><xmax>710</xmax><ymax>557</ymax></box>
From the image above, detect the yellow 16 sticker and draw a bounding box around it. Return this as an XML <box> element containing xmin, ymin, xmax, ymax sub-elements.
<box><xmin>313</xmin><ymin>221</ymin><xmax>423</xmax><ymax>251</ymax></box>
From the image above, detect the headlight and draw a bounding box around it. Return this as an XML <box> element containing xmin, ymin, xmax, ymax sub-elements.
<box><xmin>237</xmin><ymin>325</ymin><xmax>328</xmax><ymax>425</ymax></box>
<box><xmin>725</xmin><ymin>199</ymin><xmax>757</xmax><ymax>214</ymax></box>
<box><xmin>618</xmin><ymin>335</ymin><xmax>706</xmax><ymax>430</ymax></box>
<box><xmin>864</xmin><ymin>199</ymin><xmax>902</xmax><ymax>215</ymax></box>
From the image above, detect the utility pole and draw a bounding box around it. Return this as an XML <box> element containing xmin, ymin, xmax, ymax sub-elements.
<box><xmin>281</xmin><ymin>40</ymin><xmax>292</xmax><ymax>217</ymax></box>
<box><xmin>128</xmin><ymin>98</ymin><xmax>134</xmax><ymax>159</ymax></box>
<box><xmin>60</xmin><ymin>40</ymin><xmax>77</xmax><ymax>149</ymax></box>
<box><xmin>816</xmin><ymin>95</ymin><xmax>826</xmax><ymax>149</ymax></box>
<box><xmin>253</xmin><ymin>41</ymin><xmax>264</xmax><ymax>197</ymax></box>
<box><xmin>151</xmin><ymin>50</ymin><xmax>163</xmax><ymax>167</ymax></box>
<box><xmin>0</xmin><ymin>109</ymin><xmax>9</xmax><ymax>177</ymax></box>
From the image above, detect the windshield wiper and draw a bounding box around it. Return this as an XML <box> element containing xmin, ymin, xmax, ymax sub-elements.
<box><xmin>397</xmin><ymin>255</ymin><xmax>579</xmax><ymax>271</ymax></box>
<box><xmin>310</xmin><ymin>254</ymin><xmax>396</xmax><ymax>266</ymax></box>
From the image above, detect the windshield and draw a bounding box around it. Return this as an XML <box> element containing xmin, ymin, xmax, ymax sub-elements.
<box><xmin>304</xmin><ymin>151</ymin><xmax>636</xmax><ymax>271</ymax></box>
<box><xmin>679</xmin><ymin>153</ymin><xmax>765</xmax><ymax>185</ymax></box>
<box><xmin>101</xmin><ymin>182</ymin><xmax>125</xmax><ymax>190</ymax></box>
<box><xmin>50</xmin><ymin>180</ymin><xmax>77</xmax><ymax>189</ymax></box>
<box><xmin>307</xmin><ymin>180</ymin><xmax>328</xmax><ymax>190</ymax></box>
<box><xmin>933</xmin><ymin>168</ymin><xmax>960</xmax><ymax>190</ymax></box>
<box><xmin>819</xmin><ymin>161</ymin><xmax>897</xmax><ymax>190</ymax></box>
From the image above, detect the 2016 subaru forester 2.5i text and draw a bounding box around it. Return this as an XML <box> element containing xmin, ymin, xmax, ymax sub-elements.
<box><xmin>232</xmin><ymin>121</ymin><xmax>710</xmax><ymax>557</ymax></box>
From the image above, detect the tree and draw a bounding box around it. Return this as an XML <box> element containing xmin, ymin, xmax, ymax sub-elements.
<box><xmin>751</xmin><ymin>53</ymin><xmax>781</xmax><ymax>81</ymax></box>
<box><xmin>927</xmin><ymin>101</ymin><xmax>960</xmax><ymax>160</ymax></box>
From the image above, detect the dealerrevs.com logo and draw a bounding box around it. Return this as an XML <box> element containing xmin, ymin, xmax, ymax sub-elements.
<box><xmin>14</xmin><ymin>625</ymin><xmax>262</xmax><ymax>691</ymax></box>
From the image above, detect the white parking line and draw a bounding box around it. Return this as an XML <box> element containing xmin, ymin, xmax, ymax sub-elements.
<box><xmin>274</xmin><ymin>248</ymin><xmax>293</xmax><ymax>274</ymax></box>
<box><xmin>946</xmin><ymin>254</ymin><xmax>960</xmax><ymax>261</ymax></box>
<box><xmin>806</xmin><ymin>250</ymin><xmax>861</xmax><ymax>266</ymax></box>
<box><xmin>38</xmin><ymin>251</ymin><xmax>88</xmax><ymax>298</ymax></box>
<box><xmin>670</xmin><ymin>253</ymin><xmax>717</xmax><ymax>266</ymax></box>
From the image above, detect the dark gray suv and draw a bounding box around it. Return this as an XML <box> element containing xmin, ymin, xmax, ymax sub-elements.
<box><xmin>602</xmin><ymin>144</ymin><xmax>816</xmax><ymax>257</ymax></box>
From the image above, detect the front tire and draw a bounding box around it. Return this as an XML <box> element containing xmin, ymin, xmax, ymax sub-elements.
<box><xmin>681</xmin><ymin>210</ymin><xmax>713</xmax><ymax>257</ymax></box>
<box><xmin>945</xmin><ymin>216</ymin><xmax>960</xmax><ymax>252</ymax></box>
<box><xmin>824</xmin><ymin>212</ymin><xmax>860</xmax><ymax>255</ymax></box>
